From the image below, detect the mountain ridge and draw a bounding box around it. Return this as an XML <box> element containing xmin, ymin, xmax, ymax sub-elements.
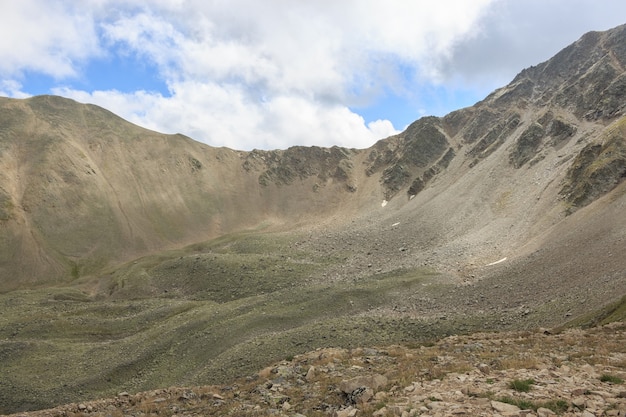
<box><xmin>0</xmin><ymin>24</ymin><xmax>625</xmax><ymax>413</ymax></box>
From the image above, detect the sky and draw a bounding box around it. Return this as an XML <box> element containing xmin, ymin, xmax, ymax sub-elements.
<box><xmin>1</xmin><ymin>1</ymin><xmax>625</xmax><ymax>150</ymax></box>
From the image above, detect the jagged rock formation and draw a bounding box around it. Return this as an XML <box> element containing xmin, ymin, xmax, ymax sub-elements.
<box><xmin>1</xmin><ymin>24</ymin><xmax>626</xmax><ymax>414</ymax></box>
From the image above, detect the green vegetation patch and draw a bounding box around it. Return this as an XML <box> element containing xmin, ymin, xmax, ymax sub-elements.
<box><xmin>563</xmin><ymin>294</ymin><xmax>626</xmax><ymax>329</ymax></box>
<box><xmin>600</xmin><ymin>374</ymin><xmax>624</xmax><ymax>384</ymax></box>
<box><xmin>107</xmin><ymin>231</ymin><xmax>341</xmax><ymax>301</ymax></box>
<box><xmin>498</xmin><ymin>396</ymin><xmax>569</xmax><ymax>414</ymax></box>
<box><xmin>509</xmin><ymin>378</ymin><xmax>535</xmax><ymax>392</ymax></box>
<box><xmin>0</xmin><ymin>229</ymin><xmax>448</xmax><ymax>414</ymax></box>
<box><xmin>560</xmin><ymin>115</ymin><xmax>626</xmax><ymax>210</ymax></box>
<box><xmin>0</xmin><ymin>190</ymin><xmax>14</xmax><ymax>221</ymax></box>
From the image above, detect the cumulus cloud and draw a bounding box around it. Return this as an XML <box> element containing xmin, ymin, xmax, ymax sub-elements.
<box><xmin>434</xmin><ymin>0</ymin><xmax>626</xmax><ymax>90</ymax></box>
<box><xmin>16</xmin><ymin>0</ymin><xmax>499</xmax><ymax>149</ymax></box>
<box><xmin>55</xmin><ymin>82</ymin><xmax>399</xmax><ymax>150</ymax></box>
<box><xmin>0</xmin><ymin>1</ymin><xmax>100</xmax><ymax>78</ymax></box>
<box><xmin>0</xmin><ymin>80</ymin><xmax>30</xmax><ymax>99</ymax></box>
<box><xmin>6</xmin><ymin>0</ymin><xmax>623</xmax><ymax>150</ymax></box>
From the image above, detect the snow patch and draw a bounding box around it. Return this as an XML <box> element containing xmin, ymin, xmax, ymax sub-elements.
<box><xmin>486</xmin><ymin>257</ymin><xmax>507</xmax><ymax>266</ymax></box>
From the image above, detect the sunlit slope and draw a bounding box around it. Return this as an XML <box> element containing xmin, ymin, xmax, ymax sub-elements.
<box><xmin>0</xmin><ymin>96</ymin><xmax>369</xmax><ymax>291</ymax></box>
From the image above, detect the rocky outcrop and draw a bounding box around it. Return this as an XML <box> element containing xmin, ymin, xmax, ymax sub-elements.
<box><xmin>365</xmin><ymin>117</ymin><xmax>452</xmax><ymax>199</ymax></box>
<box><xmin>560</xmin><ymin>115</ymin><xmax>626</xmax><ymax>210</ymax></box>
<box><xmin>243</xmin><ymin>145</ymin><xmax>357</xmax><ymax>188</ymax></box>
<box><xmin>500</xmin><ymin>24</ymin><xmax>626</xmax><ymax>119</ymax></box>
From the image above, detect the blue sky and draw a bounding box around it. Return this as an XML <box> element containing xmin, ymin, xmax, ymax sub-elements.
<box><xmin>1</xmin><ymin>0</ymin><xmax>626</xmax><ymax>150</ymax></box>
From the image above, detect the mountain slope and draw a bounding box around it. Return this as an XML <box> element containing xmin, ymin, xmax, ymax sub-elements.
<box><xmin>0</xmin><ymin>96</ymin><xmax>370</xmax><ymax>291</ymax></box>
<box><xmin>1</xmin><ymin>22</ymin><xmax>625</xmax><ymax>291</ymax></box>
<box><xmin>0</xmin><ymin>24</ymin><xmax>625</xmax><ymax>414</ymax></box>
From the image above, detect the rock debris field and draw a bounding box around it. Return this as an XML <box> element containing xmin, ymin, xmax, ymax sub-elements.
<box><xmin>5</xmin><ymin>322</ymin><xmax>625</xmax><ymax>417</ymax></box>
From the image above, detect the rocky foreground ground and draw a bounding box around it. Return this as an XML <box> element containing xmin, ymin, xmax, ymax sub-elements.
<box><xmin>5</xmin><ymin>322</ymin><xmax>626</xmax><ymax>417</ymax></box>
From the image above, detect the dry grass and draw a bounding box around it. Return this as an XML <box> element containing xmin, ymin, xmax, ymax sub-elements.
<box><xmin>497</xmin><ymin>356</ymin><xmax>541</xmax><ymax>370</ymax></box>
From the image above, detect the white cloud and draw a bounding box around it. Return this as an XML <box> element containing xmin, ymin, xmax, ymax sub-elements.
<box><xmin>51</xmin><ymin>86</ymin><xmax>165</xmax><ymax>122</ymax></box>
<box><xmin>52</xmin><ymin>0</ymin><xmax>495</xmax><ymax>149</ymax></box>
<box><xmin>434</xmin><ymin>0</ymin><xmax>626</xmax><ymax>91</ymax></box>
<box><xmin>367</xmin><ymin>119</ymin><xmax>400</xmax><ymax>140</ymax></box>
<box><xmin>20</xmin><ymin>0</ymin><xmax>623</xmax><ymax>150</ymax></box>
<box><xmin>54</xmin><ymin>81</ymin><xmax>400</xmax><ymax>150</ymax></box>
<box><xmin>0</xmin><ymin>1</ymin><xmax>100</xmax><ymax>78</ymax></box>
<box><xmin>0</xmin><ymin>80</ymin><xmax>30</xmax><ymax>99</ymax></box>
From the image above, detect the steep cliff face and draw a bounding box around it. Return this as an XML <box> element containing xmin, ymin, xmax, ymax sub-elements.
<box><xmin>437</xmin><ymin>23</ymin><xmax>626</xmax><ymax>208</ymax></box>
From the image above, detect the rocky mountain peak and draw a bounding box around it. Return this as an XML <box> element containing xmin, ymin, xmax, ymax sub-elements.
<box><xmin>488</xmin><ymin>23</ymin><xmax>626</xmax><ymax>119</ymax></box>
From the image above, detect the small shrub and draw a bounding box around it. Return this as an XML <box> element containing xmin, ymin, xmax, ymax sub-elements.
<box><xmin>484</xmin><ymin>390</ymin><xmax>495</xmax><ymax>399</ymax></box>
<box><xmin>600</xmin><ymin>374</ymin><xmax>624</xmax><ymax>384</ymax></box>
<box><xmin>374</xmin><ymin>402</ymin><xmax>387</xmax><ymax>410</ymax></box>
<box><xmin>499</xmin><ymin>357</ymin><xmax>540</xmax><ymax>370</ymax></box>
<box><xmin>509</xmin><ymin>378</ymin><xmax>535</xmax><ymax>392</ymax></box>
<box><xmin>498</xmin><ymin>396</ymin><xmax>534</xmax><ymax>410</ymax></box>
<box><xmin>540</xmin><ymin>399</ymin><xmax>569</xmax><ymax>414</ymax></box>
<box><xmin>499</xmin><ymin>397</ymin><xmax>570</xmax><ymax>414</ymax></box>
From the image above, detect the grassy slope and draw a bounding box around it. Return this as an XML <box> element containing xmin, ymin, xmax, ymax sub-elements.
<box><xmin>0</xmin><ymin>231</ymin><xmax>444</xmax><ymax>413</ymax></box>
<box><xmin>6</xmin><ymin>220</ymin><xmax>621</xmax><ymax>413</ymax></box>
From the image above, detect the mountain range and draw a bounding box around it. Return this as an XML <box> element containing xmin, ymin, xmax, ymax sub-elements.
<box><xmin>0</xmin><ymin>23</ymin><xmax>625</xmax><ymax>414</ymax></box>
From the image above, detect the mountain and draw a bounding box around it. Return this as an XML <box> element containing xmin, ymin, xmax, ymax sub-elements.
<box><xmin>0</xmin><ymin>96</ymin><xmax>368</xmax><ymax>291</ymax></box>
<box><xmin>1</xmin><ymin>24</ymin><xmax>625</xmax><ymax>413</ymax></box>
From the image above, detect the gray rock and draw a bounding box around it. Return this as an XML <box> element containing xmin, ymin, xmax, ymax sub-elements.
<box><xmin>537</xmin><ymin>407</ymin><xmax>556</xmax><ymax>416</ymax></box>
<box><xmin>340</xmin><ymin>374</ymin><xmax>388</xmax><ymax>394</ymax></box>
<box><xmin>305</xmin><ymin>365</ymin><xmax>316</xmax><ymax>382</ymax></box>
<box><xmin>335</xmin><ymin>406</ymin><xmax>358</xmax><ymax>417</ymax></box>
<box><xmin>491</xmin><ymin>400</ymin><xmax>521</xmax><ymax>414</ymax></box>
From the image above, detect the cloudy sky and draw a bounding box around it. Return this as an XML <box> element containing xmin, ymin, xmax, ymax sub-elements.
<box><xmin>1</xmin><ymin>1</ymin><xmax>625</xmax><ymax>150</ymax></box>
